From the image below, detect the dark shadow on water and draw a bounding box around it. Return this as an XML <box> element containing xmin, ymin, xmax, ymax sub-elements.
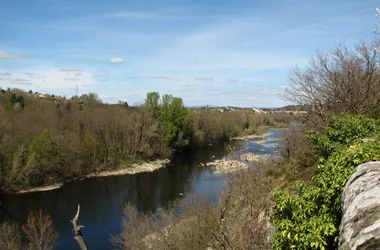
<box><xmin>2</xmin><ymin>129</ymin><xmax>284</xmax><ymax>250</ymax></box>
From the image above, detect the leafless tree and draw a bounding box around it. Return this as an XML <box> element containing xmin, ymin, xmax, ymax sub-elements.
<box><xmin>22</xmin><ymin>210</ymin><xmax>58</xmax><ymax>250</ymax></box>
<box><xmin>282</xmin><ymin>40</ymin><xmax>380</xmax><ymax>123</ymax></box>
<box><xmin>0</xmin><ymin>222</ymin><xmax>22</xmax><ymax>250</ymax></box>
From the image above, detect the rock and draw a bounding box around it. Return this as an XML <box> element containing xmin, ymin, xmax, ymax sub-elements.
<box><xmin>240</xmin><ymin>153</ymin><xmax>264</xmax><ymax>162</ymax></box>
<box><xmin>179</xmin><ymin>193</ymin><xmax>184</xmax><ymax>196</ymax></box>
<box><xmin>338</xmin><ymin>161</ymin><xmax>380</xmax><ymax>250</ymax></box>
<box><xmin>86</xmin><ymin>159</ymin><xmax>170</xmax><ymax>178</ymax></box>
<box><xmin>206</xmin><ymin>159</ymin><xmax>247</xmax><ymax>173</ymax></box>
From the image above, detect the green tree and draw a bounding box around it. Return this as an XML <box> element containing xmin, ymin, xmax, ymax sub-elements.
<box><xmin>160</xmin><ymin>94</ymin><xmax>193</xmax><ymax>147</ymax></box>
<box><xmin>28</xmin><ymin>129</ymin><xmax>57</xmax><ymax>185</ymax></box>
<box><xmin>144</xmin><ymin>92</ymin><xmax>160</xmax><ymax>118</ymax></box>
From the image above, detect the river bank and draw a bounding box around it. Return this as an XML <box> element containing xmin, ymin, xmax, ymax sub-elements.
<box><xmin>2</xmin><ymin>129</ymin><xmax>286</xmax><ymax>250</ymax></box>
<box><xmin>231</xmin><ymin>131</ymin><xmax>272</xmax><ymax>140</ymax></box>
<box><xmin>12</xmin><ymin>131</ymin><xmax>276</xmax><ymax>195</ymax></box>
<box><xmin>86</xmin><ymin>159</ymin><xmax>170</xmax><ymax>178</ymax></box>
<box><xmin>13</xmin><ymin>159</ymin><xmax>170</xmax><ymax>194</ymax></box>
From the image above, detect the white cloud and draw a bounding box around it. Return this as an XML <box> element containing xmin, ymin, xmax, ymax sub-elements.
<box><xmin>0</xmin><ymin>68</ymin><xmax>95</xmax><ymax>91</ymax></box>
<box><xmin>0</xmin><ymin>51</ymin><xmax>26</xmax><ymax>59</ymax></box>
<box><xmin>148</xmin><ymin>76</ymin><xmax>180</xmax><ymax>81</ymax></box>
<box><xmin>94</xmin><ymin>73</ymin><xmax>116</xmax><ymax>77</ymax></box>
<box><xmin>194</xmin><ymin>77</ymin><xmax>214</xmax><ymax>81</ymax></box>
<box><xmin>62</xmin><ymin>77</ymin><xmax>79</xmax><ymax>81</ymax></box>
<box><xmin>109</xmin><ymin>57</ymin><xmax>124</xmax><ymax>63</ymax></box>
<box><xmin>59</xmin><ymin>68</ymin><xmax>81</xmax><ymax>72</ymax></box>
<box><xmin>244</xmin><ymin>96</ymin><xmax>258</xmax><ymax>100</ymax></box>
<box><xmin>0</xmin><ymin>71</ymin><xmax>11</xmax><ymax>75</ymax></box>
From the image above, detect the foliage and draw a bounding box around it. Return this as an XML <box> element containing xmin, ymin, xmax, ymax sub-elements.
<box><xmin>306</xmin><ymin>115</ymin><xmax>379</xmax><ymax>159</ymax></box>
<box><xmin>144</xmin><ymin>92</ymin><xmax>160</xmax><ymax>118</ymax></box>
<box><xmin>0</xmin><ymin>88</ymin><xmax>296</xmax><ymax>192</ymax></box>
<box><xmin>159</xmin><ymin>94</ymin><xmax>193</xmax><ymax>148</ymax></box>
<box><xmin>272</xmin><ymin>115</ymin><xmax>380</xmax><ymax>250</ymax></box>
<box><xmin>28</xmin><ymin>129</ymin><xmax>57</xmax><ymax>186</ymax></box>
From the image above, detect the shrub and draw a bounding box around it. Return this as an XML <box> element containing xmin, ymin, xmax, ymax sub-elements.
<box><xmin>0</xmin><ymin>222</ymin><xmax>22</xmax><ymax>250</ymax></box>
<box><xmin>272</xmin><ymin>114</ymin><xmax>380</xmax><ymax>250</ymax></box>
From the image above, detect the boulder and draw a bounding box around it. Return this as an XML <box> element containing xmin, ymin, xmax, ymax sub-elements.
<box><xmin>339</xmin><ymin>161</ymin><xmax>380</xmax><ymax>250</ymax></box>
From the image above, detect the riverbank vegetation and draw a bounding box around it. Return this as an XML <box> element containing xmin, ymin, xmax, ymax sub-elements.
<box><xmin>2</xmin><ymin>26</ymin><xmax>379</xmax><ymax>250</ymax></box>
<box><xmin>0</xmin><ymin>88</ymin><xmax>297</xmax><ymax>194</ymax></box>
<box><xmin>0</xmin><ymin>210</ymin><xmax>58</xmax><ymax>250</ymax></box>
<box><xmin>113</xmin><ymin>40</ymin><xmax>380</xmax><ymax>250</ymax></box>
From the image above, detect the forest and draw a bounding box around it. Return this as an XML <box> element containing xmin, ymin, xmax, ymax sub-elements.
<box><xmin>0</xmin><ymin>88</ymin><xmax>294</xmax><ymax>194</ymax></box>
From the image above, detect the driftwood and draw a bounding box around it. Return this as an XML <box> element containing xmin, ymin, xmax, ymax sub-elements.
<box><xmin>71</xmin><ymin>204</ymin><xmax>88</xmax><ymax>250</ymax></box>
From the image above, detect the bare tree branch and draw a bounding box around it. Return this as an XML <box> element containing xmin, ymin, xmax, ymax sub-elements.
<box><xmin>282</xmin><ymin>40</ymin><xmax>380</xmax><ymax>123</ymax></box>
<box><xmin>71</xmin><ymin>205</ymin><xmax>87</xmax><ymax>250</ymax></box>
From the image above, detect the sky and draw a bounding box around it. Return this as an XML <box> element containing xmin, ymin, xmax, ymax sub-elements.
<box><xmin>0</xmin><ymin>0</ymin><xmax>378</xmax><ymax>107</ymax></box>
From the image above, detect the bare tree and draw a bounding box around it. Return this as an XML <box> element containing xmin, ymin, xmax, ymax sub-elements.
<box><xmin>22</xmin><ymin>210</ymin><xmax>58</xmax><ymax>250</ymax></box>
<box><xmin>282</xmin><ymin>40</ymin><xmax>380</xmax><ymax>121</ymax></box>
<box><xmin>0</xmin><ymin>222</ymin><xmax>22</xmax><ymax>250</ymax></box>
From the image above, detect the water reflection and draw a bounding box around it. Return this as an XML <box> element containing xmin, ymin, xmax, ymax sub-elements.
<box><xmin>2</xmin><ymin>129</ymin><xmax>284</xmax><ymax>250</ymax></box>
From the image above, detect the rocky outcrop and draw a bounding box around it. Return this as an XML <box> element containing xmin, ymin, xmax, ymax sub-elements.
<box><xmin>240</xmin><ymin>153</ymin><xmax>264</xmax><ymax>162</ymax></box>
<box><xmin>339</xmin><ymin>161</ymin><xmax>380</xmax><ymax>250</ymax></box>
<box><xmin>206</xmin><ymin>159</ymin><xmax>248</xmax><ymax>173</ymax></box>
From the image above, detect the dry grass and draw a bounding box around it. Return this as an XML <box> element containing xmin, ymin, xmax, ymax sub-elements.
<box><xmin>113</xmin><ymin>126</ymin><xmax>319</xmax><ymax>250</ymax></box>
<box><xmin>113</xmin><ymin>162</ymin><xmax>276</xmax><ymax>250</ymax></box>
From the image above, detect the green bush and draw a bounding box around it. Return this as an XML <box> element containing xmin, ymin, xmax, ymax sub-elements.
<box><xmin>306</xmin><ymin>115</ymin><xmax>379</xmax><ymax>159</ymax></box>
<box><xmin>272</xmin><ymin>115</ymin><xmax>380</xmax><ymax>250</ymax></box>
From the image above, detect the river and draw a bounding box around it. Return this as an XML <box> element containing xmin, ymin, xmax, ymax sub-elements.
<box><xmin>1</xmin><ymin>129</ymin><xmax>285</xmax><ymax>250</ymax></box>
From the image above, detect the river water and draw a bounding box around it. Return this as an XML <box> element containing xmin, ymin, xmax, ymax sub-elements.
<box><xmin>1</xmin><ymin>129</ymin><xmax>284</xmax><ymax>250</ymax></box>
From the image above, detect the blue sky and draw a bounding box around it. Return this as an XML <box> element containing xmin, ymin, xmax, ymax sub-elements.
<box><xmin>0</xmin><ymin>0</ymin><xmax>378</xmax><ymax>107</ymax></box>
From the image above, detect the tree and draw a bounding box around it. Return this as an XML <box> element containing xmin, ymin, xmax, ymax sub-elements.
<box><xmin>160</xmin><ymin>94</ymin><xmax>193</xmax><ymax>147</ymax></box>
<box><xmin>79</xmin><ymin>92</ymin><xmax>102</xmax><ymax>105</ymax></box>
<box><xmin>144</xmin><ymin>92</ymin><xmax>160</xmax><ymax>118</ymax></box>
<box><xmin>22</xmin><ymin>210</ymin><xmax>58</xmax><ymax>250</ymax></box>
<box><xmin>118</xmin><ymin>101</ymin><xmax>129</xmax><ymax>107</ymax></box>
<box><xmin>282</xmin><ymin>40</ymin><xmax>380</xmax><ymax>120</ymax></box>
<box><xmin>28</xmin><ymin>129</ymin><xmax>57</xmax><ymax>185</ymax></box>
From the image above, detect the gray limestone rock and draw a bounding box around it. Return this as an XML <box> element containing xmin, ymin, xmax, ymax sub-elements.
<box><xmin>339</xmin><ymin>161</ymin><xmax>380</xmax><ymax>250</ymax></box>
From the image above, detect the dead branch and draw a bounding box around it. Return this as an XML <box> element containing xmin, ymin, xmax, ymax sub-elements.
<box><xmin>71</xmin><ymin>204</ymin><xmax>87</xmax><ymax>250</ymax></box>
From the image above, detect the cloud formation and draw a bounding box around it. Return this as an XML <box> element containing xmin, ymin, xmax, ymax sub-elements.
<box><xmin>148</xmin><ymin>76</ymin><xmax>181</xmax><ymax>81</ymax></box>
<box><xmin>4</xmin><ymin>78</ymin><xmax>32</xmax><ymax>85</ymax></box>
<box><xmin>194</xmin><ymin>77</ymin><xmax>214</xmax><ymax>81</ymax></box>
<box><xmin>63</xmin><ymin>77</ymin><xmax>79</xmax><ymax>81</ymax></box>
<box><xmin>94</xmin><ymin>73</ymin><xmax>116</xmax><ymax>77</ymax></box>
<box><xmin>0</xmin><ymin>51</ymin><xmax>26</xmax><ymax>59</ymax></box>
<box><xmin>59</xmin><ymin>68</ymin><xmax>81</xmax><ymax>72</ymax></box>
<box><xmin>109</xmin><ymin>57</ymin><xmax>124</xmax><ymax>63</ymax></box>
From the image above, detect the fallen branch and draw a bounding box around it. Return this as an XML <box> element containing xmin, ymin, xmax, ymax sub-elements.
<box><xmin>71</xmin><ymin>204</ymin><xmax>87</xmax><ymax>250</ymax></box>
